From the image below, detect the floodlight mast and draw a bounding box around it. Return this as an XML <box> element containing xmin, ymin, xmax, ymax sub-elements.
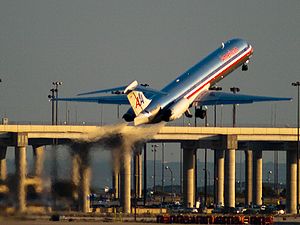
<box><xmin>292</xmin><ymin>81</ymin><xmax>300</xmax><ymax>214</ymax></box>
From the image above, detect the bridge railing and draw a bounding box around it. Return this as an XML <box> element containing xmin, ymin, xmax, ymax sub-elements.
<box><xmin>2</xmin><ymin>120</ymin><xmax>295</xmax><ymax>128</ymax></box>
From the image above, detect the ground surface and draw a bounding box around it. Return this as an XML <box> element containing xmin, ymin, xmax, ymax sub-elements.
<box><xmin>1</xmin><ymin>220</ymin><xmax>300</xmax><ymax>225</ymax></box>
<box><xmin>1</xmin><ymin>216</ymin><xmax>300</xmax><ymax>225</ymax></box>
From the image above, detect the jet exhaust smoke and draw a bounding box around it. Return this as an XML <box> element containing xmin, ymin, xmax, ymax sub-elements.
<box><xmin>74</xmin><ymin>122</ymin><xmax>166</xmax><ymax>148</ymax></box>
<box><xmin>76</xmin><ymin>122</ymin><xmax>165</xmax><ymax>175</ymax></box>
<box><xmin>69</xmin><ymin>122</ymin><xmax>165</xmax><ymax>207</ymax></box>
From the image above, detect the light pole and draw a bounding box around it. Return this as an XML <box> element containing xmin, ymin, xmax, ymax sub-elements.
<box><xmin>267</xmin><ymin>170</ymin><xmax>273</xmax><ymax>186</ymax></box>
<box><xmin>48</xmin><ymin>82</ymin><xmax>62</xmax><ymax>209</ymax></box>
<box><xmin>143</xmin><ymin>144</ymin><xmax>147</xmax><ymax>206</ymax></box>
<box><xmin>112</xmin><ymin>90</ymin><xmax>122</xmax><ymax>120</ymax></box>
<box><xmin>49</xmin><ymin>82</ymin><xmax>63</xmax><ymax>125</ymax></box>
<box><xmin>204</xmin><ymin>168</ymin><xmax>211</xmax><ymax>205</ymax></box>
<box><xmin>180</xmin><ymin>148</ymin><xmax>183</xmax><ymax>194</ymax></box>
<box><xmin>204</xmin><ymin>118</ymin><xmax>208</xmax><ymax>207</ymax></box>
<box><xmin>209</xmin><ymin>87</ymin><xmax>222</xmax><ymax>205</ymax></box>
<box><xmin>117</xmin><ymin>105</ymin><xmax>120</xmax><ymax>119</ymax></box>
<box><xmin>152</xmin><ymin>144</ymin><xmax>158</xmax><ymax>193</ymax></box>
<box><xmin>161</xmin><ymin>143</ymin><xmax>165</xmax><ymax>192</ymax></box>
<box><xmin>165</xmin><ymin>166</ymin><xmax>173</xmax><ymax>202</ymax></box>
<box><xmin>292</xmin><ymin>81</ymin><xmax>300</xmax><ymax>213</ymax></box>
<box><xmin>204</xmin><ymin>150</ymin><xmax>208</xmax><ymax>207</ymax></box>
<box><xmin>209</xmin><ymin>86</ymin><xmax>222</xmax><ymax>127</ymax></box>
<box><xmin>53</xmin><ymin>81</ymin><xmax>63</xmax><ymax>125</ymax></box>
<box><xmin>237</xmin><ymin>181</ymin><xmax>241</xmax><ymax>194</ymax></box>
<box><xmin>230</xmin><ymin>87</ymin><xmax>240</xmax><ymax>127</ymax></box>
<box><xmin>48</xmin><ymin>89</ymin><xmax>55</xmax><ymax>125</ymax></box>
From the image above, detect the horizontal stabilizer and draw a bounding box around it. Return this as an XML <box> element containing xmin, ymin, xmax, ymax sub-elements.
<box><xmin>54</xmin><ymin>95</ymin><xmax>129</xmax><ymax>105</ymax></box>
<box><xmin>196</xmin><ymin>91</ymin><xmax>292</xmax><ymax>106</ymax></box>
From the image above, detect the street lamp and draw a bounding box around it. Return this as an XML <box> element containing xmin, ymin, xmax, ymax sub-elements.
<box><xmin>161</xmin><ymin>143</ymin><xmax>165</xmax><ymax>192</ymax></box>
<box><xmin>48</xmin><ymin>81</ymin><xmax>63</xmax><ymax>125</ymax></box>
<box><xmin>237</xmin><ymin>180</ymin><xmax>241</xmax><ymax>194</ymax></box>
<box><xmin>143</xmin><ymin>144</ymin><xmax>147</xmax><ymax>206</ymax></box>
<box><xmin>152</xmin><ymin>144</ymin><xmax>159</xmax><ymax>193</ymax></box>
<box><xmin>292</xmin><ymin>81</ymin><xmax>300</xmax><ymax>213</ymax></box>
<box><xmin>267</xmin><ymin>170</ymin><xmax>273</xmax><ymax>186</ymax></box>
<box><xmin>112</xmin><ymin>90</ymin><xmax>122</xmax><ymax>119</ymax></box>
<box><xmin>209</xmin><ymin>86</ymin><xmax>222</xmax><ymax>127</ymax></box>
<box><xmin>203</xmin><ymin>168</ymin><xmax>211</xmax><ymax>205</ymax></box>
<box><xmin>165</xmin><ymin>166</ymin><xmax>174</xmax><ymax>202</ymax></box>
<box><xmin>53</xmin><ymin>81</ymin><xmax>63</xmax><ymax>125</ymax></box>
<box><xmin>48</xmin><ymin>89</ymin><xmax>55</xmax><ymax>125</ymax></box>
<box><xmin>209</xmin><ymin>86</ymin><xmax>222</xmax><ymax>205</ymax></box>
<box><xmin>48</xmin><ymin>82</ymin><xmax>62</xmax><ymax>205</ymax></box>
<box><xmin>203</xmin><ymin>168</ymin><xmax>211</xmax><ymax>206</ymax></box>
<box><xmin>230</xmin><ymin>87</ymin><xmax>240</xmax><ymax>127</ymax></box>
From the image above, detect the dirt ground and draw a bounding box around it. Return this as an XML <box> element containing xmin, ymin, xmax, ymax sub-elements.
<box><xmin>1</xmin><ymin>216</ymin><xmax>300</xmax><ymax>225</ymax></box>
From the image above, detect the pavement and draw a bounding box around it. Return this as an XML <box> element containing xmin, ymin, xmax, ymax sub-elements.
<box><xmin>2</xmin><ymin>215</ymin><xmax>300</xmax><ymax>225</ymax></box>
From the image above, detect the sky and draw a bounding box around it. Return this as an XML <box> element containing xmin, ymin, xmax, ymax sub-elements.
<box><xmin>0</xmin><ymin>1</ymin><xmax>299</xmax><ymax>170</ymax></box>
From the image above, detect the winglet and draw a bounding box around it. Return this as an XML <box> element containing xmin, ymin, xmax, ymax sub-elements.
<box><xmin>124</xmin><ymin>80</ymin><xmax>138</xmax><ymax>94</ymax></box>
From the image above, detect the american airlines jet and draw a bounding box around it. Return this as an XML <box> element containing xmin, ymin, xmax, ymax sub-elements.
<box><xmin>57</xmin><ymin>38</ymin><xmax>291</xmax><ymax>125</ymax></box>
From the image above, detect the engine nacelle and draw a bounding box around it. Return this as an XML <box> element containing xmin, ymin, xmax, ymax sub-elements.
<box><xmin>164</xmin><ymin>98</ymin><xmax>190</xmax><ymax>121</ymax></box>
<box><xmin>195</xmin><ymin>106</ymin><xmax>207</xmax><ymax>119</ymax></box>
<box><xmin>122</xmin><ymin>108</ymin><xmax>135</xmax><ymax>122</ymax></box>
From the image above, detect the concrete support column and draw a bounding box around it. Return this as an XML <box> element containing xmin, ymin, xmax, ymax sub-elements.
<box><xmin>71</xmin><ymin>144</ymin><xmax>91</xmax><ymax>213</ymax></box>
<box><xmin>224</xmin><ymin>148</ymin><xmax>235</xmax><ymax>208</ymax></box>
<box><xmin>15</xmin><ymin>146</ymin><xmax>27</xmax><ymax>212</ymax></box>
<box><xmin>245</xmin><ymin>150</ymin><xmax>253</xmax><ymax>206</ymax></box>
<box><xmin>253</xmin><ymin>150</ymin><xmax>263</xmax><ymax>205</ymax></box>
<box><xmin>286</xmin><ymin>150</ymin><xmax>297</xmax><ymax>214</ymax></box>
<box><xmin>79</xmin><ymin>150</ymin><xmax>91</xmax><ymax>213</ymax></box>
<box><xmin>71</xmin><ymin>152</ymin><xmax>80</xmax><ymax>201</ymax></box>
<box><xmin>134</xmin><ymin>149</ymin><xmax>142</xmax><ymax>199</ymax></box>
<box><xmin>120</xmin><ymin>150</ymin><xmax>131</xmax><ymax>213</ymax></box>
<box><xmin>183</xmin><ymin>147</ymin><xmax>195</xmax><ymax>208</ymax></box>
<box><xmin>112</xmin><ymin>169</ymin><xmax>120</xmax><ymax>199</ymax></box>
<box><xmin>0</xmin><ymin>147</ymin><xmax>7</xmax><ymax>181</ymax></box>
<box><xmin>213</xmin><ymin>150</ymin><xmax>216</xmax><ymax>205</ymax></box>
<box><xmin>32</xmin><ymin>146</ymin><xmax>44</xmax><ymax>177</ymax></box>
<box><xmin>215</xmin><ymin>150</ymin><xmax>224</xmax><ymax>206</ymax></box>
<box><xmin>111</xmin><ymin>148</ymin><xmax>121</xmax><ymax>200</ymax></box>
<box><xmin>298</xmin><ymin>155</ymin><xmax>300</xmax><ymax>209</ymax></box>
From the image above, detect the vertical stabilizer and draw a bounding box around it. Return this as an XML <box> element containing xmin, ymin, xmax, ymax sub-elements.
<box><xmin>124</xmin><ymin>81</ymin><xmax>152</xmax><ymax>116</ymax></box>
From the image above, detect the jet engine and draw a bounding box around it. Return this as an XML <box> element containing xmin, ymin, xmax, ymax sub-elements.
<box><xmin>195</xmin><ymin>106</ymin><xmax>207</xmax><ymax>119</ymax></box>
<box><xmin>122</xmin><ymin>108</ymin><xmax>135</xmax><ymax>122</ymax></box>
<box><xmin>163</xmin><ymin>98</ymin><xmax>190</xmax><ymax>121</ymax></box>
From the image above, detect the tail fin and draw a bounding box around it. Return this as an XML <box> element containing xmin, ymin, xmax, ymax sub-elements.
<box><xmin>124</xmin><ymin>81</ymin><xmax>152</xmax><ymax>116</ymax></box>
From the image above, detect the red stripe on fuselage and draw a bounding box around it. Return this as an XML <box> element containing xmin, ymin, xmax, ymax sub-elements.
<box><xmin>186</xmin><ymin>46</ymin><xmax>253</xmax><ymax>100</ymax></box>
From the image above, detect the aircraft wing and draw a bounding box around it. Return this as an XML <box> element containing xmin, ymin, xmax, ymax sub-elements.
<box><xmin>196</xmin><ymin>91</ymin><xmax>292</xmax><ymax>106</ymax></box>
<box><xmin>55</xmin><ymin>95</ymin><xmax>129</xmax><ymax>105</ymax></box>
<box><xmin>77</xmin><ymin>84</ymin><xmax>167</xmax><ymax>96</ymax></box>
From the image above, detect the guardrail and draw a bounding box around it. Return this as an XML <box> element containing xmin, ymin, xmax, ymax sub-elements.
<box><xmin>1</xmin><ymin>120</ymin><xmax>296</xmax><ymax>128</ymax></box>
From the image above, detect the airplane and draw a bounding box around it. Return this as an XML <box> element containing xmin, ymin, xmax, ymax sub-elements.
<box><xmin>56</xmin><ymin>38</ymin><xmax>291</xmax><ymax>126</ymax></box>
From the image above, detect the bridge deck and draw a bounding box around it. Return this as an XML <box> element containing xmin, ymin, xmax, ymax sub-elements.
<box><xmin>0</xmin><ymin>125</ymin><xmax>296</xmax><ymax>142</ymax></box>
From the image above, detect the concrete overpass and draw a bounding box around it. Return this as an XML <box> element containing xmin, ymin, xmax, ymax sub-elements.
<box><xmin>0</xmin><ymin>125</ymin><xmax>298</xmax><ymax>214</ymax></box>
